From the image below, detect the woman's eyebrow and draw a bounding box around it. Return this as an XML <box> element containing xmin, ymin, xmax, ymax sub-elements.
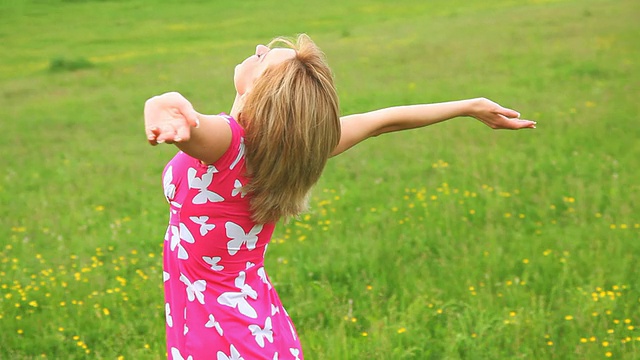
<box><xmin>259</xmin><ymin>48</ymin><xmax>272</xmax><ymax>62</ymax></box>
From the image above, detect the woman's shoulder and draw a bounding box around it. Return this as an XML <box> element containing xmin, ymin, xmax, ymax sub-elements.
<box><xmin>207</xmin><ymin>113</ymin><xmax>245</xmax><ymax>172</ymax></box>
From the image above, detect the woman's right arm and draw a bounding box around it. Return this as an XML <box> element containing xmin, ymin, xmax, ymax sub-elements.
<box><xmin>144</xmin><ymin>92</ymin><xmax>232</xmax><ymax>164</ymax></box>
<box><xmin>331</xmin><ymin>98</ymin><xmax>536</xmax><ymax>157</ymax></box>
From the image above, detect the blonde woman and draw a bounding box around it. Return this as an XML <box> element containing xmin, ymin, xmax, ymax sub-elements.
<box><xmin>144</xmin><ymin>34</ymin><xmax>535</xmax><ymax>360</ymax></box>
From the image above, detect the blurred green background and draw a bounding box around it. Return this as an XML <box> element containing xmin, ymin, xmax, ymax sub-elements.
<box><xmin>1</xmin><ymin>0</ymin><xmax>638</xmax><ymax>358</ymax></box>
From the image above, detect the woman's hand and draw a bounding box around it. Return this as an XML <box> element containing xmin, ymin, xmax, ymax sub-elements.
<box><xmin>468</xmin><ymin>98</ymin><xmax>536</xmax><ymax>130</ymax></box>
<box><xmin>144</xmin><ymin>92</ymin><xmax>200</xmax><ymax>145</ymax></box>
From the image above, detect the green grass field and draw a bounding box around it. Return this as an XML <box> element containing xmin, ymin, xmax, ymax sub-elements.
<box><xmin>1</xmin><ymin>0</ymin><xmax>639</xmax><ymax>358</ymax></box>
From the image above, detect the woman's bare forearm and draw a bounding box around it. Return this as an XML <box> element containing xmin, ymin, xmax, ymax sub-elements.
<box><xmin>332</xmin><ymin>98</ymin><xmax>534</xmax><ymax>157</ymax></box>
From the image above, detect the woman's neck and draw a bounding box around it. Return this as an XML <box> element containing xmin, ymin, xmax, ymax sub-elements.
<box><xmin>230</xmin><ymin>93</ymin><xmax>243</xmax><ymax>120</ymax></box>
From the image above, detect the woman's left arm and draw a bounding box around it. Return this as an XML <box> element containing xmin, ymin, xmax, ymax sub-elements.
<box><xmin>144</xmin><ymin>92</ymin><xmax>232</xmax><ymax>164</ymax></box>
<box><xmin>331</xmin><ymin>98</ymin><xmax>536</xmax><ymax>156</ymax></box>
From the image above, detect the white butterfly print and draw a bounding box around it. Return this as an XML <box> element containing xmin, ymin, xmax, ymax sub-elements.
<box><xmin>163</xmin><ymin>166</ymin><xmax>176</xmax><ymax>202</ymax></box>
<box><xmin>205</xmin><ymin>314</ymin><xmax>224</xmax><ymax>336</ymax></box>
<box><xmin>170</xmin><ymin>223</ymin><xmax>195</xmax><ymax>260</ymax></box>
<box><xmin>257</xmin><ymin>267</ymin><xmax>272</xmax><ymax>289</ymax></box>
<box><xmin>183</xmin><ymin>307</ymin><xmax>189</xmax><ymax>335</ymax></box>
<box><xmin>190</xmin><ymin>216</ymin><xmax>215</xmax><ymax>236</ymax></box>
<box><xmin>165</xmin><ymin>303</ymin><xmax>173</xmax><ymax>327</ymax></box>
<box><xmin>206</xmin><ymin>165</ymin><xmax>219</xmax><ymax>174</ymax></box>
<box><xmin>180</xmin><ymin>273</ymin><xmax>206</xmax><ymax>304</ymax></box>
<box><xmin>249</xmin><ymin>317</ymin><xmax>274</xmax><ymax>348</ymax></box>
<box><xmin>226</xmin><ymin>222</ymin><xmax>263</xmax><ymax>256</ymax></box>
<box><xmin>272</xmin><ymin>352</ymin><xmax>279</xmax><ymax>360</ymax></box>
<box><xmin>217</xmin><ymin>271</ymin><xmax>258</xmax><ymax>319</ymax></box>
<box><xmin>217</xmin><ymin>344</ymin><xmax>244</xmax><ymax>360</ymax></box>
<box><xmin>171</xmin><ymin>347</ymin><xmax>193</xmax><ymax>360</ymax></box>
<box><xmin>187</xmin><ymin>167</ymin><xmax>224</xmax><ymax>204</ymax></box>
<box><xmin>271</xmin><ymin>304</ymin><xmax>280</xmax><ymax>316</ymax></box>
<box><xmin>163</xmin><ymin>271</ymin><xmax>170</xmax><ymax>282</ymax></box>
<box><xmin>246</xmin><ymin>261</ymin><xmax>255</xmax><ymax>269</ymax></box>
<box><xmin>232</xmin><ymin>179</ymin><xmax>247</xmax><ymax>198</ymax></box>
<box><xmin>229</xmin><ymin>137</ymin><xmax>245</xmax><ymax>170</ymax></box>
<box><xmin>288</xmin><ymin>319</ymin><xmax>297</xmax><ymax>341</ymax></box>
<box><xmin>203</xmin><ymin>256</ymin><xmax>224</xmax><ymax>271</ymax></box>
<box><xmin>290</xmin><ymin>348</ymin><xmax>300</xmax><ymax>360</ymax></box>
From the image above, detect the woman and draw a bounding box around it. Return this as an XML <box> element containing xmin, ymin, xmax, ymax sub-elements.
<box><xmin>144</xmin><ymin>34</ymin><xmax>535</xmax><ymax>360</ymax></box>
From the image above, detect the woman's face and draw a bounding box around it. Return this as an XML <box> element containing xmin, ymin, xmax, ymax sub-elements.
<box><xmin>234</xmin><ymin>44</ymin><xmax>296</xmax><ymax>95</ymax></box>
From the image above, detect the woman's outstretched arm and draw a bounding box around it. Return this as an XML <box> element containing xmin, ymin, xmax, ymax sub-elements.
<box><xmin>144</xmin><ymin>92</ymin><xmax>232</xmax><ymax>164</ymax></box>
<box><xmin>331</xmin><ymin>98</ymin><xmax>536</xmax><ymax>157</ymax></box>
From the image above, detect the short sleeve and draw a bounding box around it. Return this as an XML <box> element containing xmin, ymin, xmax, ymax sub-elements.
<box><xmin>210</xmin><ymin>114</ymin><xmax>245</xmax><ymax>172</ymax></box>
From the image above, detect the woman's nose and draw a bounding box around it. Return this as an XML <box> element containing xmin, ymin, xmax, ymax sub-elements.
<box><xmin>255</xmin><ymin>44</ymin><xmax>269</xmax><ymax>55</ymax></box>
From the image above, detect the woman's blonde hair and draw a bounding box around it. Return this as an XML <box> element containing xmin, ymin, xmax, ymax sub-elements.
<box><xmin>239</xmin><ymin>34</ymin><xmax>341</xmax><ymax>224</ymax></box>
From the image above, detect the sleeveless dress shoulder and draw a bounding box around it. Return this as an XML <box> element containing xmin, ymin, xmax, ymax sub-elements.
<box><xmin>161</xmin><ymin>114</ymin><xmax>303</xmax><ymax>360</ymax></box>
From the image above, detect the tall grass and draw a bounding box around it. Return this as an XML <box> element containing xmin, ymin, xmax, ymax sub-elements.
<box><xmin>1</xmin><ymin>0</ymin><xmax>638</xmax><ymax>358</ymax></box>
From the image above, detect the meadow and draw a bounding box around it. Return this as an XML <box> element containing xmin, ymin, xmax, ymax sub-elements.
<box><xmin>1</xmin><ymin>0</ymin><xmax>639</xmax><ymax>358</ymax></box>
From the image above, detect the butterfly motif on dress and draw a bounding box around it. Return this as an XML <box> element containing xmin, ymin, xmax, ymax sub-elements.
<box><xmin>257</xmin><ymin>267</ymin><xmax>272</xmax><ymax>289</ymax></box>
<box><xmin>287</xmin><ymin>318</ymin><xmax>297</xmax><ymax>341</ymax></box>
<box><xmin>206</xmin><ymin>165</ymin><xmax>219</xmax><ymax>174</ymax></box>
<box><xmin>179</xmin><ymin>273</ymin><xmax>206</xmax><ymax>304</ymax></box>
<box><xmin>205</xmin><ymin>314</ymin><xmax>224</xmax><ymax>336</ymax></box>
<box><xmin>187</xmin><ymin>167</ymin><xmax>224</xmax><ymax>204</ymax></box>
<box><xmin>163</xmin><ymin>166</ymin><xmax>176</xmax><ymax>202</ymax></box>
<box><xmin>217</xmin><ymin>344</ymin><xmax>244</xmax><ymax>360</ymax></box>
<box><xmin>190</xmin><ymin>216</ymin><xmax>215</xmax><ymax>236</ymax></box>
<box><xmin>229</xmin><ymin>137</ymin><xmax>245</xmax><ymax>170</ymax></box>
<box><xmin>217</xmin><ymin>271</ymin><xmax>258</xmax><ymax>319</ymax></box>
<box><xmin>183</xmin><ymin>307</ymin><xmax>189</xmax><ymax>335</ymax></box>
<box><xmin>249</xmin><ymin>316</ymin><xmax>274</xmax><ymax>348</ymax></box>
<box><xmin>202</xmin><ymin>256</ymin><xmax>224</xmax><ymax>271</ymax></box>
<box><xmin>231</xmin><ymin>179</ymin><xmax>247</xmax><ymax>198</ymax></box>
<box><xmin>272</xmin><ymin>352</ymin><xmax>279</xmax><ymax>360</ymax></box>
<box><xmin>271</xmin><ymin>304</ymin><xmax>280</xmax><ymax>316</ymax></box>
<box><xmin>171</xmin><ymin>347</ymin><xmax>193</xmax><ymax>360</ymax></box>
<box><xmin>225</xmin><ymin>222</ymin><xmax>263</xmax><ymax>256</ymax></box>
<box><xmin>165</xmin><ymin>303</ymin><xmax>173</xmax><ymax>328</ymax></box>
<box><xmin>290</xmin><ymin>348</ymin><xmax>301</xmax><ymax>360</ymax></box>
<box><xmin>170</xmin><ymin>223</ymin><xmax>195</xmax><ymax>260</ymax></box>
<box><xmin>163</xmin><ymin>271</ymin><xmax>170</xmax><ymax>282</ymax></box>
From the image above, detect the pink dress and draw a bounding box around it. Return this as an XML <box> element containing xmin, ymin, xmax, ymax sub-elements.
<box><xmin>161</xmin><ymin>115</ymin><xmax>303</xmax><ymax>360</ymax></box>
